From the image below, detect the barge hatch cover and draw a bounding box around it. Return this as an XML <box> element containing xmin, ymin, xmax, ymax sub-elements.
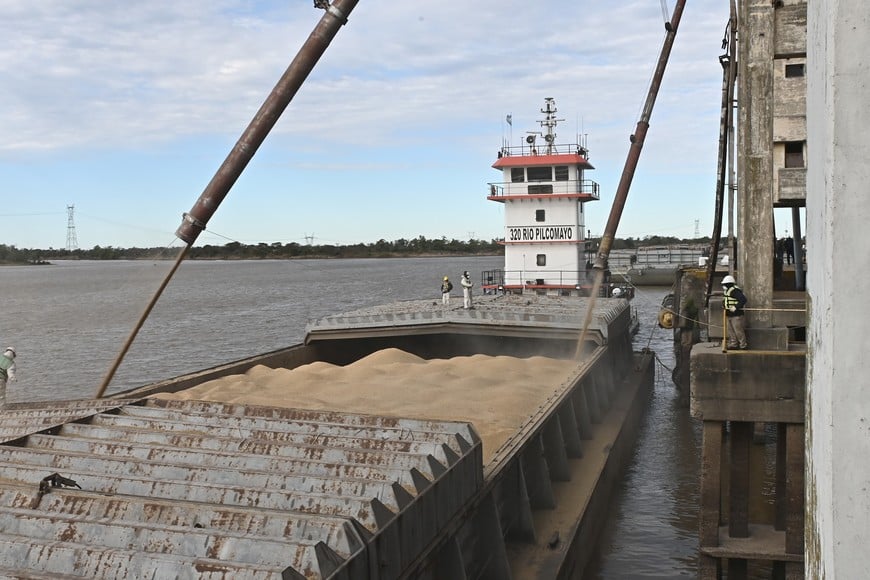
<box><xmin>0</xmin><ymin>399</ymin><xmax>482</xmax><ymax>578</ymax></box>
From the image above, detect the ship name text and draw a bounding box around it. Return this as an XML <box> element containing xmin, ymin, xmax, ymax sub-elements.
<box><xmin>507</xmin><ymin>226</ymin><xmax>575</xmax><ymax>242</ymax></box>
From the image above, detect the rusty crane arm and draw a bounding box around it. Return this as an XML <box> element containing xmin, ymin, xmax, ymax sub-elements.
<box><xmin>96</xmin><ymin>1</ymin><xmax>360</xmax><ymax>398</ymax></box>
<box><xmin>576</xmin><ymin>0</ymin><xmax>688</xmax><ymax>357</ymax></box>
<box><xmin>175</xmin><ymin>0</ymin><xmax>359</xmax><ymax>245</ymax></box>
<box><xmin>593</xmin><ymin>0</ymin><xmax>687</xmax><ymax>272</ymax></box>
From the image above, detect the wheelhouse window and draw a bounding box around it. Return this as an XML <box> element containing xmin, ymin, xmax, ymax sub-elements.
<box><xmin>536</xmin><ymin>254</ymin><xmax>546</xmax><ymax>266</ymax></box>
<box><xmin>554</xmin><ymin>166</ymin><xmax>569</xmax><ymax>181</ymax></box>
<box><xmin>784</xmin><ymin>141</ymin><xmax>804</xmax><ymax>168</ymax></box>
<box><xmin>528</xmin><ymin>184</ymin><xmax>553</xmax><ymax>194</ymax></box>
<box><xmin>527</xmin><ymin>167</ymin><xmax>552</xmax><ymax>181</ymax></box>
<box><xmin>535</xmin><ymin>210</ymin><xmax>545</xmax><ymax>222</ymax></box>
<box><xmin>511</xmin><ymin>168</ymin><xmax>525</xmax><ymax>182</ymax></box>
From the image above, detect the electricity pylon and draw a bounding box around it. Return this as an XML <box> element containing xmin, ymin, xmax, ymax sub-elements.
<box><xmin>66</xmin><ymin>205</ymin><xmax>79</xmax><ymax>251</ymax></box>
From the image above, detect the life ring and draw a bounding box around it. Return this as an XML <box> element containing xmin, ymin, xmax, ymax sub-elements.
<box><xmin>658</xmin><ymin>309</ymin><xmax>674</xmax><ymax>329</ymax></box>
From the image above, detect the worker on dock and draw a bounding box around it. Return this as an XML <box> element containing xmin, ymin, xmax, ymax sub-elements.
<box><xmin>441</xmin><ymin>276</ymin><xmax>453</xmax><ymax>306</ymax></box>
<box><xmin>0</xmin><ymin>346</ymin><xmax>17</xmax><ymax>409</ymax></box>
<box><xmin>722</xmin><ymin>275</ymin><xmax>748</xmax><ymax>350</ymax></box>
<box><xmin>461</xmin><ymin>271</ymin><xmax>474</xmax><ymax>309</ymax></box>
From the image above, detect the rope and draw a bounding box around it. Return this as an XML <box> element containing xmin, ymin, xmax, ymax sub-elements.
<box><xmin>653</xmin><ymin>351</ymin><xmax>674</xmax><ymax>373</ymax></box>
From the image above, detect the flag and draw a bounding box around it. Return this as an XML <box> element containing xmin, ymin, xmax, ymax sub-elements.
<box><xmin>506</xmin><ymin>114</ymin><xmax>512</xmax><ymax>126</ymax></box>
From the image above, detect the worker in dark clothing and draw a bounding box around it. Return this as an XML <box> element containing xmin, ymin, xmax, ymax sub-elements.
<box><xmin>441</xmin><ymin>276</ymin><xmax>453</xmax><ymax>306</ymax></box>
<box><xmin>775</xmin><ymin>237</ymin><xmax>785</xmax><ymax>263</ymax></box>
<box><xmin>722</xmin><ymin>275</ymin><xmax>748</xmax><ymax>350</ymax></box>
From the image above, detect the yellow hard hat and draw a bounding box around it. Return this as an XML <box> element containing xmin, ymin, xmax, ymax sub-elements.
<box><xmin>443</xmin><ymin>276</ymin><xmax>448</xmax><ymax>280</ymax></box>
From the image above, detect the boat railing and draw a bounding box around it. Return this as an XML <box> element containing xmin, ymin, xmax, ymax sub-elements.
<box><xmin>488</xmin><ymin>179</ymin><xmax>599</xmax><ymax>199</ymax></box>
<box><xmin>481</xmin><ymin>269</ymin><xmax>602</xmax><ymax>288</ymax></box>
<box><xmin>498</xmin><ymin>142</ymin><xmax>590</xmax><ymax>158</ymax></box>
<box><xmin>635</xmin><ymin>244</ymin><xmax>706</xmax><ymax>264</ymax></box>
<box><xmin>603</xmin><ymin>245</ymin><xmax>710</xmax><ymax>269</ymax></box>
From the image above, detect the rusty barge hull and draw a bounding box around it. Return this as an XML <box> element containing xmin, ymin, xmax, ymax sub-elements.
<box><xmin>0</xmin><ymin>294</ymin><xmax>653</xmax><ymax>579</ymax></box>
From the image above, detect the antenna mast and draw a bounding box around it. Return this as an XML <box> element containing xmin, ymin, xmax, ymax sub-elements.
<box><xmin>539</xmin><ymin>97</ymin><xmax>564</xmax><ymax>155</ymax></box>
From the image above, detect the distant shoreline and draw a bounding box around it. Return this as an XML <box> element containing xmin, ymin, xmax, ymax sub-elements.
<box><xmin>1</xmin><ymin>253</ymin><xmax>503</xmax><ymax>266</ymax></box>
<box><xmin>0</xmin><ymin>260</ymin><xmax>52</xmax><ymax>266</ymax></box>
<box><xmin>1</xmin><ymin>236</ymin><xmax>723</xmax><ymax>265</ymax></box>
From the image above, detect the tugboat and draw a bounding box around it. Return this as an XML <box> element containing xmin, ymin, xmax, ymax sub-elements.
<box><xmin>482</xmin><ymin>98</ymin><xmax>604</xmax><ymax>297</ymax></box>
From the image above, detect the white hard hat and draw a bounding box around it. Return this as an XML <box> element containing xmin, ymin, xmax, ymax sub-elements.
<box><xmin>612</xmin><ymin>287</ymin><xmax>623</xmax><ymax>297</ymax></box>
<box><xmin>4</xmin><ymin>347</ymin><xmax>15</xmax><ymax>358</ymax></box>
<box><xmin>722</xmin><ymin>275</ymin><xmax>736</xmax><ymax>285</ymax></box>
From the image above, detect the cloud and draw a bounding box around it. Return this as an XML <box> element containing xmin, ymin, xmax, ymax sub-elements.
<box><xmin>1</xmin><ymin>0</ymin><xmax>731</xmax><ymax>247</ymax></box>
<box><xmin>2</xmin><ymin>1</ymin><xmax>726</xmax><ymax>150</ymax></box>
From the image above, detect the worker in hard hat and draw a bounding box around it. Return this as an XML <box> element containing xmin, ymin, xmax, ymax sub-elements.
<box><xmin>460</xmin><ymin>271</ymin><xmax>474</xmax><ymax>309</ymax></box>
<box><xmin>440</xmin><ymin>275</ymin><xmax>453</xmax><ymax>306</ymax></box>
<box><xmin>722</xmin><ymin>275</ymin><xmax>749</xmax><ymax>350</ymax></box>
<box><xmin>0</xmin><ymin>346</ymin><xmax>17</xmax><ymax>409</ymax></box>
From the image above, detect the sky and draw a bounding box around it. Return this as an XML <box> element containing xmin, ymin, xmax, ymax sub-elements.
<box><xmin>1</xmin><ymin>0</ymin><xmax>738</xmax><ymax>250</ymax></box>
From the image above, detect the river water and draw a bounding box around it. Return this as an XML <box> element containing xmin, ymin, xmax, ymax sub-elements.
<box><xmin>0</xmin><ymin>257</ymin><xmax>697</xmax><ymax>577</ymax></box>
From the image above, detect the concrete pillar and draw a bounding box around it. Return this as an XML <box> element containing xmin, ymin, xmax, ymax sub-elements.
<box><xmin>737</xmin><ymin>0</ymin><xmax>776</xmax><ymax>325</ymax></box>
<box><xmin>806</xmin><ymin>2</ymin><xmax>870</xmax><ymax>578</ymax></box>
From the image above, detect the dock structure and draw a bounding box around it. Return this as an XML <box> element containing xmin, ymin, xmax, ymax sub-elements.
<box><xmin>0</xmin><ymin>295</ymin><xmax>652</xmax><ymax>578</ymax></box>
<box><xmin>686</xmin><ymin>0</ymin><xmax>809</xmax><ymax>578</ymax></box>
<box><xmin>691</xmin><ymin>341</ymin><xmax>806</xmax><ymax>578</ymax></box>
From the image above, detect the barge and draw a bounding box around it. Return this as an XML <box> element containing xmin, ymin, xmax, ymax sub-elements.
<box><xmin>0</xmin><ymin>293</ymin><xmax>652</xmax><ymax>578</ymax></box>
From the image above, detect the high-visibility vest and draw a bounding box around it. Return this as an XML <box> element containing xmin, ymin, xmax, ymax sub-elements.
<box><xmin>723</xmin><ymin>285</ymin><xmax>743</xmax><ymax>312</ymax></box>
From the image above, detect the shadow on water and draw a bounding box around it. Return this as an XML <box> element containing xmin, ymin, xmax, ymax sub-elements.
<box><xmin>584</xmin><ymin>286</ymin><xmax>784</xmax><ymax>579</ymax></box>
<box><xmin>583</xmin><ymin>285</ymin><xmax>702</xmax><ymax>578</ymax></box>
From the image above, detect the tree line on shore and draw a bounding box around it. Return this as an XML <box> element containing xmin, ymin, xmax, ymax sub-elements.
<box><xmin>0</xmin><ymin>234</ymin><xmax>715</xmax><ymax>264</ymax></box>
